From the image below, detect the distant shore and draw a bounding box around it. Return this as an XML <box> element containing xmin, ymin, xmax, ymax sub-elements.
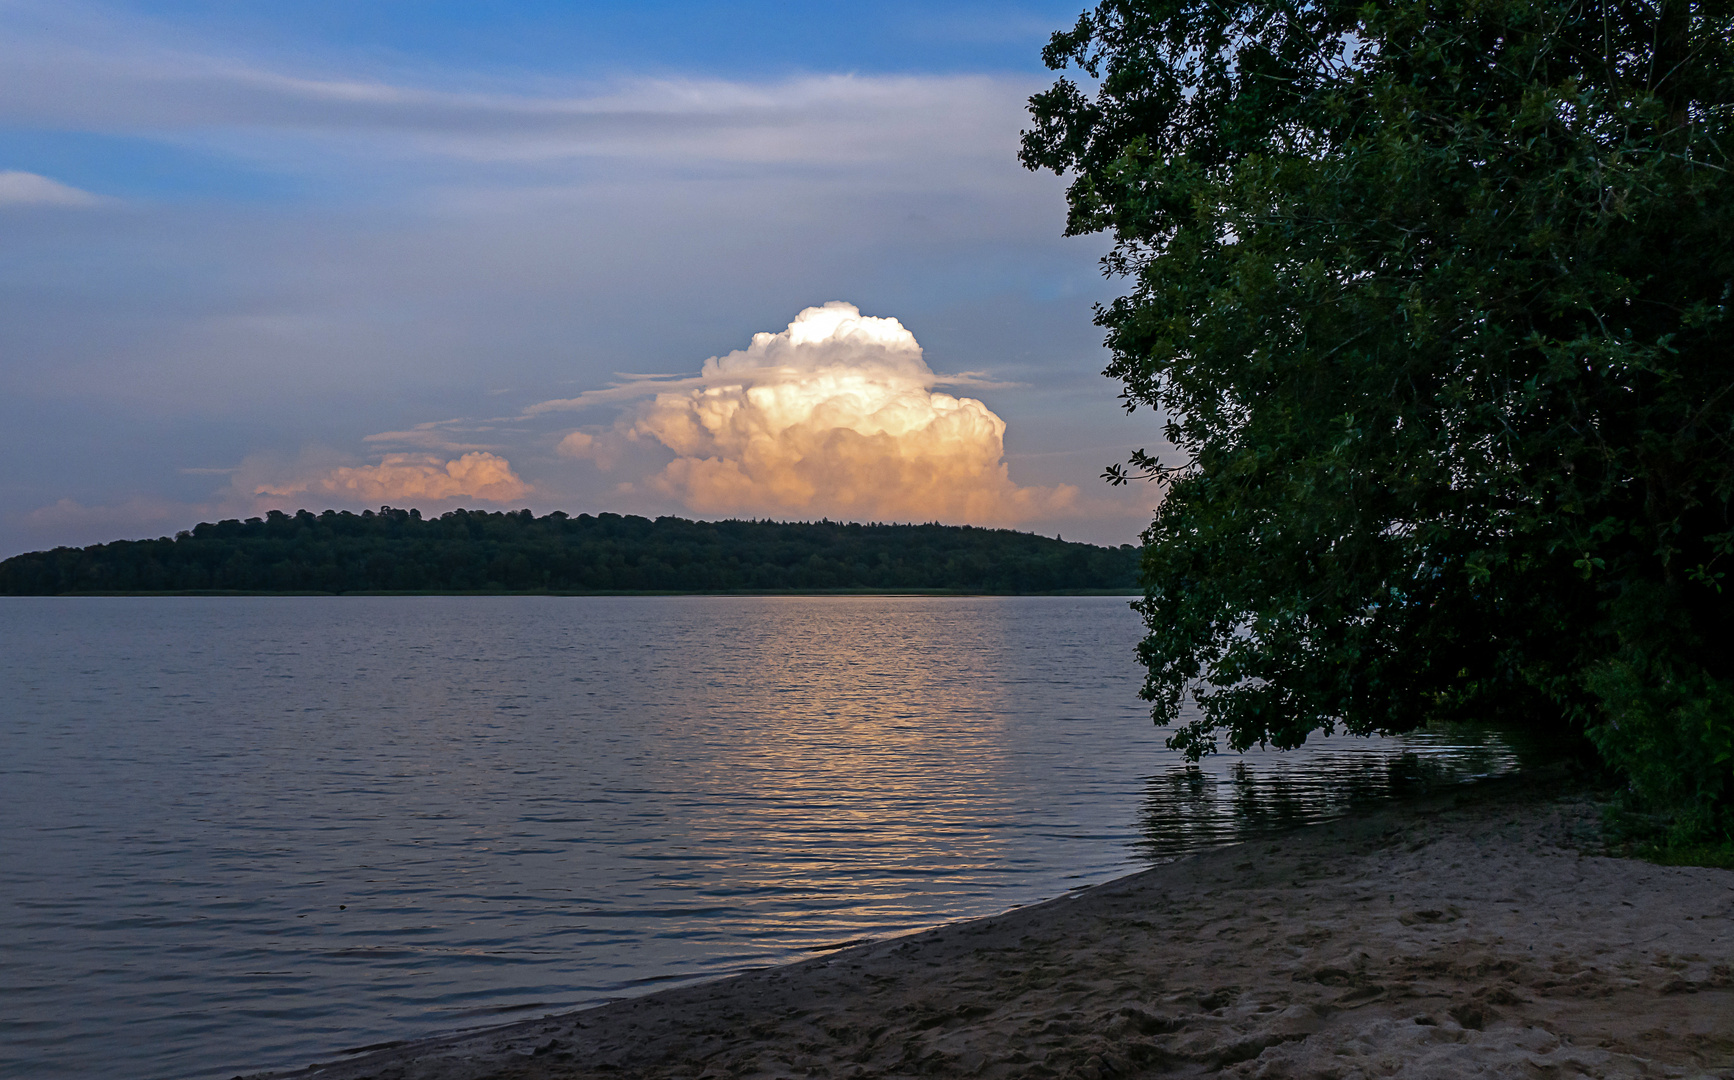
<box><xmin>0</xmin><ymin>512</ymin><xmax>1142</xmax><ymax>596</ymax></box>
<box><xmin>240</xmin><ymin>775</ymin><xmax>1734</xmax><ymax>1080</ymax></box>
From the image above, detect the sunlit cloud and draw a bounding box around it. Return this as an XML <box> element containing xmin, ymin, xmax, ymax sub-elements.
<box><xmin>253</xmin><ymin>451</ymin><xmax>531</xmax><ymax>505</ymax></box>
<box><xmin>0</xmin><ymin>170</ymin><xmax>105</xmax><ymax>207</ymax></box>
<box><xmin>558</xmin><ymin>302</ymin><xmax>1078</xmax><ymax>525</ymax></box>
<box><xmin>557</xmin><ymin>431</ymin><xmax>596</xmax><ymax>456</ymax></box>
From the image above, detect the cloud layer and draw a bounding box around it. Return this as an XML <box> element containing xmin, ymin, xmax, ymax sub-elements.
<box><xmin>254</xmin><ymin>452</ymin><xmax>531</xmax><ymax>506</ymax></box>
<box><xmin>616</xmin><ymin>302</ymin><xmax>1076</xmax><ymax>524</ymax></box>
<box><xmin>0</xmin><ymin>9</ymin><xmax>1035</xmax><ymax>175</ymax></box>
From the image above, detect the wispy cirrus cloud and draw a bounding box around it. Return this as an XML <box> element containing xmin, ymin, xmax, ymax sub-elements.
<box><xmin>525</xmin><ymin>366</ymin><xmax>1025</xmax><ymax>419</ymax></box>
<box><xmin>0</xmin><ymin>4</ymin><xmax>1039</xmax><ymax>176</ymax></box>
<box><xmin>0</xmin><ymin>170</ymin><xmax>106</xmax><ymax>207</ymax></box>
<box><xmin>361</xmin><ymin>419</ymin><xmax>503</xmax><ymax>453</ymax></box>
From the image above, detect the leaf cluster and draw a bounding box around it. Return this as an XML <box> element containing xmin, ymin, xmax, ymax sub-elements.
<box><xmin>1024</xmin><ymin>0</ymin><xmax>1734</xmax><ymax>839</ymax></box>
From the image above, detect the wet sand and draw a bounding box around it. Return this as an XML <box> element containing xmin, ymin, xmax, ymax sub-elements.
<box><xmin>241</xmin><ymin>776</ymin><xmax>1734</xmax><ymax>1079</ymax></box>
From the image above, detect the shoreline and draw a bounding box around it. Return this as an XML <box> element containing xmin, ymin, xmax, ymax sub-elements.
<box><xmin>2</xmin><ymin>590</ymin><xmax>1142</xmax><ymax>598</ymax></box>
<box><xmin>239</xmin><ymin>774</ymin><xmax>1734</xmax><ymax>1079</ymax></box>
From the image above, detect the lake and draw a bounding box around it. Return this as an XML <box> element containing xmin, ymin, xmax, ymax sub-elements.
<box><xmin>0</xmin><ymin>596</ymin><xmax>1517</xmax><ymax>1079</ymax></box>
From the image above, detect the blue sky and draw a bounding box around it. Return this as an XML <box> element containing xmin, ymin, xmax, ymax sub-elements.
<box><xmin>0</xmin><ymin>0</ymin><xmax>1160</xmax><ymax>552</ymax></box>
<box><xmin>67</xmin><ymin>1</ymin><xmax>1074</xmax><ymax>79</ymax></box>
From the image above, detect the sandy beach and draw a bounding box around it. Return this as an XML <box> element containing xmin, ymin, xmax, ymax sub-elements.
<box><xmin>241</xmin><ymin>775</ymin><xmax>1734</xmax><ymax>1080</ymax></box>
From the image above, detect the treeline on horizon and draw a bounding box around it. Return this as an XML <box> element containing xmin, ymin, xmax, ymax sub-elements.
<box><xmin>0</xmin><ymin>507</ymin><xmax>1140</xmax><ymax>595</ymax></box>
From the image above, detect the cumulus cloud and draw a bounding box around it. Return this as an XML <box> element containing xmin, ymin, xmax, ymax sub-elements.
<box><xmin>253</xmin><ymin>451</ymin><xmax>531</xmax><ymax>505</ymax></box>
<box><xmin>557</xmin><ymin>431</ymin><xmax>596</xmax><ymax>456</ymax></box>
<box><xmin>0</xmin><ymin>170</ymin><xmax>104</xmax><ymax>207</ymax></box>
<box><xmin>609</xmin><ymin>302</ymin><xmax>1077</xmax><ymax>525</ymax></box>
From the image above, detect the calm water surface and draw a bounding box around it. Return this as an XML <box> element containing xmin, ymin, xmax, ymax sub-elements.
<box><xmin>0</xmin><ymin>597</ymin><xmax>1517</xmax><ymax>1080</ymax></box>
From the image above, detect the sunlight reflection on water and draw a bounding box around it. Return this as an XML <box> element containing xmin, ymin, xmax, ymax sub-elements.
<box><xmin>0</xmin><ymin>596</ymin><xmax>1518</xmax><ymax>1080</ymax></box>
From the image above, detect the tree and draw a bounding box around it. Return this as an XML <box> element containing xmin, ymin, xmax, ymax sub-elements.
<box><xmin>1022</xmin><ymin>0</ymin><xmax>1734</xmax><ymax>842</ymax></box>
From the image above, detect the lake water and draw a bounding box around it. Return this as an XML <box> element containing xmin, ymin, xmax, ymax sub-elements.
<box><xmin>0</xmin><ymin>596</ymin><xmax>1519</xmax><ymax>1080</ymax></box>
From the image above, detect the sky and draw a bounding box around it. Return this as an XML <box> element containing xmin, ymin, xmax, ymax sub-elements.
<box><xmin>0</xmin><ymin>0</ymin><xmax>1164</xmax><ymax>553</ymax></box>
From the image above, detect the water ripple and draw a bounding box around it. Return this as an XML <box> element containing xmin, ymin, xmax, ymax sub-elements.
<box><xmin>0</xmin><ymin>596</ymin><xmax>1517</xmax><ymax>1080</ymax></box>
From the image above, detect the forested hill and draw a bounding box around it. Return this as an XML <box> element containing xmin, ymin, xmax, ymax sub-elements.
<box><xmin>0</xmin><ymin>508</ymin><xmax>1140</xmax><ymax>595</ymax></box>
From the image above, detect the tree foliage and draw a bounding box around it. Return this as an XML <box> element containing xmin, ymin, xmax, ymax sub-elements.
<box><xmin>0</xmin><ymin>508</ymin><xmax>1138</xmax><ymax>596</ymax></box>
<box><xmin>1022</xmin><ymin>0</ymin><xmax>1734</xmax><ymax>840</ymax></box>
